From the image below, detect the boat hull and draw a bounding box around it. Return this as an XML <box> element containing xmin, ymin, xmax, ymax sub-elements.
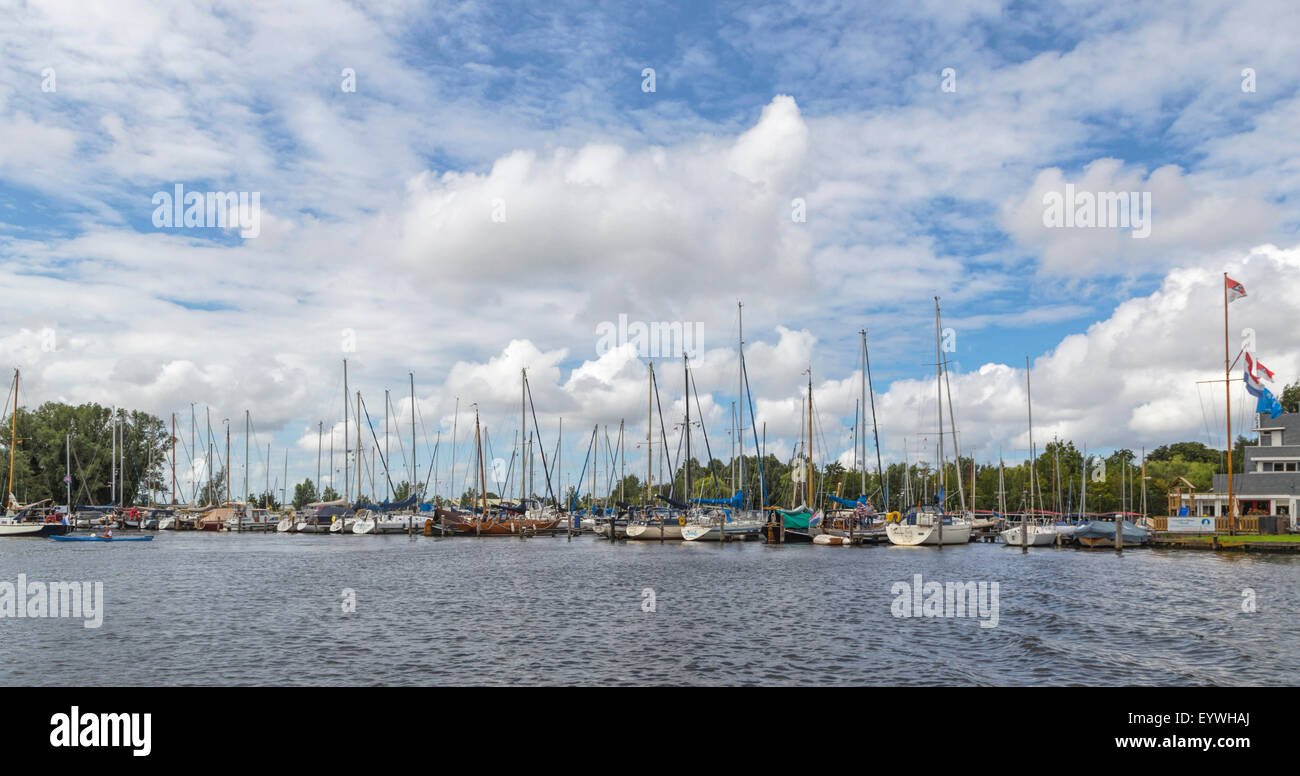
<box><xmin>625</xmin><ymin>522</ymin><xmax>683</xmax><ymax>540</ymax></box>
<box><xmin>0</xmin><ymin>522</ymin><xmax>68</xmax><ymax>537</ymax></box>
<box><xmin>886</xmin><ymin>521</ymin><xmax>972</xmax><ymax>546</ymax></box>
<box><xmin>50</xmin><ymin>535</ymin><xmax>153</xmax><ymax>542</ymax></box>
<box><xmin>1001</xmin><ymin>526</ymin><xmax>1058</xmax><ymax>546</ymax></box>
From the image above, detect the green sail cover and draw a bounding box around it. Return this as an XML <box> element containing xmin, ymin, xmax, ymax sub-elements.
<box><xmin>778</xmin><ymin>509</ymin><xmax>813</xmax><ymax>529</ymax></box>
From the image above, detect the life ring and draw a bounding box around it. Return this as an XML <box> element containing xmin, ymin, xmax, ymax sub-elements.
<box><xmin>886</xmin><ymin>511</ymin><xmax>902</xmax><ymax>523</ymax></box>
<box><xmin>677</xmin><ymin>516</ymin><xmax>686</xmax><ymax>526</ymax></box>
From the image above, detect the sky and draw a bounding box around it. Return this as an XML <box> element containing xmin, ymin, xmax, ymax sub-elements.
<box><xmin>2</xmin><ymin>0</ymin><xmax>1299</xmax><ymax>502</ymax></box>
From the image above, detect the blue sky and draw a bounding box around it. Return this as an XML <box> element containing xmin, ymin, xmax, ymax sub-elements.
<box><xmin>2</xmin><ymin>1</ymin><xmax>1299</xmax><ymax>499</ymax></box>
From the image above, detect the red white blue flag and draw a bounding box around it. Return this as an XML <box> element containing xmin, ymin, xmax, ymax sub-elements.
<box><xmin>1245</xmin><ymin>352</ymin><xmax>1275</xmax><ymax>383</ymax></box>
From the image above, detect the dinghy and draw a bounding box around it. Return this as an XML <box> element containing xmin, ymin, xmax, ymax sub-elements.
<box><xmin>50</xmin><ymin>535</ymin><xmax>153</xmax><ymax>542</ymax></box>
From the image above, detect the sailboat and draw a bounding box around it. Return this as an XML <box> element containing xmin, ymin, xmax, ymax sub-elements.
<box><xmin>0</xmin><ymin>370</ymin><xmax>68</xmax><ymax>537</ymax></box>
<box><xmin>887</xmin><ymin>299</ymin><xmax>972</xmax><ymax>546</ymax></box>
<box><xmin>679</xmin><ymin>350</ymin><xmax>763</xmax><ymax>542</ymax></box>
<box><xmin>1002</xmin><ymin>357</ymin><xmax>1057</xmax><ymax>547</ymax></box>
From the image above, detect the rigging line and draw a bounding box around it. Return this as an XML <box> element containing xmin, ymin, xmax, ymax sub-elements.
<box><xmin>383</xmin><ymin>392</ymin><xmax>410</xmax><ymax>478</ymax></box>
<box><xmin>738</xmin><ymin>349</ymin><xmax>767</xmax><ymax>510</ymax></box>
<box><xmin>522</xmin><ymin>374</ymin><xmax>558</xmax><ymax>504</ymax></box>
<box><xmin>650</xmin><ymin>366</ymin><xmax>673</xmax><ymax>498</ymax></box>
<box><xmin>358</xmin><ymin>394</ymin><xmax>400</xmax><ymax>499</ymax></box>
<box><xmin>688</xmin><ymin>367</ymin><xmax>715</xmax><ymax>475</ymax></box>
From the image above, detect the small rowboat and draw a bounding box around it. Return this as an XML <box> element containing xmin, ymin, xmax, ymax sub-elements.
<box><xmin>49</xmin><ymin>535</ymin><xmax>154</xmax><ymax>543</ymax></box>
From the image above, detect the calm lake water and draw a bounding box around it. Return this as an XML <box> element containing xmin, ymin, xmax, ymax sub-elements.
<box><xmin>1</xmin><ymin>532</ymin><xmax>1296</xmax><ymax>686</ymax></box>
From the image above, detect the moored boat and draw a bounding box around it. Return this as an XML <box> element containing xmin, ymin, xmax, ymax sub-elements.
<box><xmin>886</xmin><ymin>505</ymin><xmax>973</xmax><ymax>546</ymax></box>
<box><xmin>1073</xmin><ymin>519</ymin><xmax>1150</xmax><ymax>548</ymax></box>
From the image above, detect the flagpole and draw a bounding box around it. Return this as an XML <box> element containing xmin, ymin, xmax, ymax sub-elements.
<box><xmin>1224</xmin><ymin>272</ymin><xmax>1235</xmax><ymax>536</ymax></box>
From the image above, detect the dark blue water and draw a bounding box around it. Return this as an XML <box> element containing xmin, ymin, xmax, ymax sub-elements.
<box><xmin>1</xmin><ymin>533</ymin><xmax>1296</xmax><ymax>685</ymax></box>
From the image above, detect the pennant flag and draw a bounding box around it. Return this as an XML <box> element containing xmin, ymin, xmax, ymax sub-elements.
<box><xmin>1226</xmin><ymin>276</ymin><xmax>1247</xmax><ymax>303</ymax></box>
<box><xmin>1245</xmin><ymin>352</ymin><xmax>1276</xmax><ymax>382</ymax></box>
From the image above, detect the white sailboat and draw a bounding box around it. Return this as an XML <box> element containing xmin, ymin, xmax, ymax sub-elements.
<box><xmin>887</xmin><ymin>298</ymin><xmax>972</xmax><ymax>547</ymax></box>
<box><xmin>1001</xmin><ymin>355</ymin><xmax>1055</xmax><ymax>548</ymax></box>
<box><xmin>886</xmin><ymin>504</ymin><xmax>972</xmax><ymax>545</ymax></box>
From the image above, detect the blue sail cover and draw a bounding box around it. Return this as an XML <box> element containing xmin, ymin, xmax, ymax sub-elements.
<box><xmin>692</xmin><ymin>490</ymin><xmax>743</xmax><ymax>509</ymax></box>
<box><xmin>352</xmin><ymin>494</ymin><xmax>419</xmax><ymax>513</ymax></box>
<box><xmin>825</xmin><ymin>494</ymin><xmax>869</xmax><ymax>508</ymax></box>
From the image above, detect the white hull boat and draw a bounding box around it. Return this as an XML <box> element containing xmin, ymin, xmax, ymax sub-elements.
<box><xmin>0</xmin><ymin>520</ymin><xmax>47</xmax><ymax>536</ymax></box>
<box><xmin>1001</xmin><ymin>524</ymin><xmax>1058</xmax><ymax>546</ymax></box>
<box><xmin>351</xmin><ymin>514</ymin><xmax>415</xmax><ymax>534</ymax></box>
<box><xmin>812</xmin><ymin>533</ymin><xmax>851</xmax><ymax>546</ymax></box>
<box><xmin>275</xmin><ymin>516</ymin><xmax>295</xmax><ymax>532</ymax></box>
<box><xmin>886</xmin><ymin>507</ymin><xmax>972</xmax><ymax>546</ymax></box>
<box><xmin>625</xmin><ymin>521</ymin><xmax>683</xmax><ymax>540</ymax></box>
<box><xmin>157</xmin><ymin>516</ymin><xmax>177</xmax><ymax>530</ymax></box>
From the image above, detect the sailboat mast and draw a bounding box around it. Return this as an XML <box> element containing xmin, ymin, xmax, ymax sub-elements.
<box><xmin>684</xmin><ymin>354</ymin><xmax>691</xmax><ymax>506</ymax></box>
<box><xmin>647</xmin><ymin>364</ymin><xmax>654</xmax><ymax>506</ymax></box>
<box><xmin>1224</xmin><ymin>272</ymin><xmax>1235</xmax><ymax>533</ymax></box>
<box><xmin>171</xmin><ymin>413</ymin><xmax>176</xmax><ymax>505</ymax></box>
<box><xmin>7</xmin><ymin>369</ymin><xmax>16</xmax><ymax>509</ymax></box>
<box><xmin>384</xmin><ymin>389</ymin><xmax>390</xmax><ymax>501</ymax></box>
<box><xmin>356</xmin><ymin>391</ymin><xmax>361</xmax><ymax>501</ymax></box>
<box><xmin>343</xmin><ymin>359</ymin><xmax>349</xmax><ymax>502</ymax></box>
<box><xmin>737</xmin><ymin>300</ymin><xmax>745</xmax><ymax>500</ymax></box>
<box><xmin>934</xmin><ymin>298</ymin><xmax>945</xmax><ymax>546</ymax></box>
<box><xmin>410</xmin><ymin>373</ymin><xmax>416</xmax><ymax>501</ymax></box>
<box><xmin>521</xmin><ymin>369</ymin><xmax>528</xmax><ymax>505</ymax></box>
<box><xmin>806</xmin><ymin>368</ymin><xmax>813</xmax><ymax>509</ymax></box>
<box><xmin>1024</xmin><ymin>356</ymin><xmax>1034</xmax><ymax>551</ymax></box>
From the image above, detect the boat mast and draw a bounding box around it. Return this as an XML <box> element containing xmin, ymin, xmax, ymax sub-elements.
<box><xmin>806</xmin><ymin>367</ymin><xmax>813</xmax><ymax>510</ymax></box>
<box><xmin>1023</xmin><ymin>356</ymin><xmax>1034</xmax><ymax>552</ymax></box>
<box><xmin>684</xmin><ymin>354</ymin><xmax>691</xmax><ymax>512</ymax></box>
<box><xmin>384</xmin><ymin>389</ymin><xmax>390</xmax><ymax>501</ymax></box>
<box><xmin>934</xmin><ymin>298</ymin><xmax>945</xmax><ymax>547</ymax></box>
<box><xmin>1224</xmin><ymin>272</ymin><xmax>1235</xmax><ymax>534</ymax></box>
<box><xmin>864</xmin><ymin>329</ymin><xmax>886</xmax><ymax>510</ymax></box>
<box><xmin>7</xmin><ymin>369</ymin><xmax>16</xmax><ymax>512</ymax></box>
<box><xmin>343</xmin><ymin>358</ymin><xmax>348</xmax><ymax>501</ymax></box>
<box><xmin>647</xmin><ymin>363</ymin><xmax>654</xmax><ymax>506</ymax></box>
<box><xmin>737</xmin><ymin>300</ymin><xmax>744</xmax><ymax>502</ymax></box>
<box><xmin>410</xmin><ymin>373</ymin><xmax>416</xmax><ymax>503</ymax></box>
<box><xmin>244</xmin><ymin>410</ymin><xmax>249</xmax><ymax>505</ymax></box>
<box><xmin>1080</xmin><ymin>443</ymin><xmax>1087</xmax><ymax>519</ymax></box>
<box><xmin>514</xmin><ymin>366</ymin><xmax>520</xmax><ymax>504</ymax></box>
<box><xmin>356</xmin><ymin>390</ymin><xmax>361</xmax><ymax>502</ymax></box>
<box><xmin>475</xmin><ymin>406</ymin><xmax>486</xmax><ymax>535</ymax></box>
<box><xmin>171</xmin><ymin>413</ymin><xmax>176</xmax><ymax>505</ymax></box>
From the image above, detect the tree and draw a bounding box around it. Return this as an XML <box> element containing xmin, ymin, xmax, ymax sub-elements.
<box><xmin>1282</xmin><ymin>382</ymin><xmax>1300</xmax><ymax>413</ymax></box>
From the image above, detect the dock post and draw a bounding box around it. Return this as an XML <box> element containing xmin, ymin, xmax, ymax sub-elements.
<box><xmin>1115</xmin><ymin>515</ymin><xmax>1123</xmax><ymax>553</ymax></box>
